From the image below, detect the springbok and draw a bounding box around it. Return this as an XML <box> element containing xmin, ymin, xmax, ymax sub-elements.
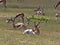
<box><xmin>55</xmin><ymin>12</ymin><xmax>60</xmax><ymax>20</ymax></box>
<box><xmin>6</xmin><ymin>17</ymin><xmax>26</xmax><ymax>29</ymax></box>
<box><xmin>23</xmin><ymin>22</ymin><xmax>40</xmax><ymax>35</ymax></box>
<box><xmin>6</xmin><ymin>17</ymin><xmax>14</xmax><ymax>23</ymax></box>
<box><xmin>36</xmin><ymin>10</ymin><xmax>45</xmax><ymax>16</ymax></box>
<box><xmin>14</xmin><ymin>13</ymin><xmax>24</xmax><ymax>23</ymax></box>
<box><xmin>34</xmin><ymin>7</ymin><xmax>45</xmax><ymax>16</ymax></box>
<box><xmin>55</xmin><ymin>1</ymin><xmax>60</xmax><ymax>9</ymax></box>
<box><xmin>0</xmin><ymin>0</ymin><xmax>6</xmax><ymax>8</ymax></box>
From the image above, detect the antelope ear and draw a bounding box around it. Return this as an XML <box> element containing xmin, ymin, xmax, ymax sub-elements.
<box><xmin>36</xmin><ymin>22</ymin><xmax>40</xmax><ymax>26</ymax></box>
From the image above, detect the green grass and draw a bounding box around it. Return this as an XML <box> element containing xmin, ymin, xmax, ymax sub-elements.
<box><xmin>0</xmin><ymin>8</ymin><xmax>60</xmax><ymax>45</ymax></box>
<box><xmin>0</xmin><ymin>0</ymin><xmax>60</xmax><ymax>45</ymax></box>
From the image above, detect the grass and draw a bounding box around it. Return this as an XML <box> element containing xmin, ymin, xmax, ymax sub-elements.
<box><xmin>0</xmin><ymin>0</ymin><xmax>60</xmax><ymax>45</ymax></box>
<box><xmin>0</xmin><ymin>8</ymin><xmax>60</xmax><ymax>45</ymax></box>
<box><xmin>0</xmin><ymin>29</ymin><xmax>60</xmax><ymax>45</ymax></box>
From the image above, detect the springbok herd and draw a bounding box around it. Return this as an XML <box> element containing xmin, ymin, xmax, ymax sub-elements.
<box><xmin>0</xmin><ymin>0</ymin><xmax>60</xmax><ymax>35</ymax></box>
<box><xmin>5</xmin><ymin>5</ymin><xmax>60</xmax><ymax>35</ymax></box>
<box><xmin>6</xmin><ymin>12</ymin><xmax>40</xmax><ymax>35</ymax></box>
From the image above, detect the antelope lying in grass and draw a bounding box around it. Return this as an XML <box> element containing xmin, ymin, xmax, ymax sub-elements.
<box><xmin>6</xmin><ymin>17</ymin><xmax>26</xmax><ymax>29</ymax></box>
<box><xmin>36</xmin><ymin>10</ymin><xmax>45</xmax><ymax>16</ymax></box>
<box><xmin>14</xmin><ymin>13</ymin><xmax>24</xmax><ymax>23</ymax></box>
<box><xmin>34</xmin><ymin>7</ymin><xmax>45</xmax><ymax>16</ymax></box>
<box><xmin>23</xmin><ymin>22</ymin><xmax>40</xmax><ymax>35</ymax></box>
<box><xmin>6</xmin><ymin>17</ymin><xmax>14</xmax><ymax>23</ymax></box>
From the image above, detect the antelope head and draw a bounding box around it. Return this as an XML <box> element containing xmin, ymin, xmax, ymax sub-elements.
<box><xmin>33</xmin><ymin>22</ymin><xmax>40</xmax><ymax>35</ymax></box>
<box><xmin>6</xmin><ymin>17</ymin><xmax>14</xmax><ymax>23</ymax></box>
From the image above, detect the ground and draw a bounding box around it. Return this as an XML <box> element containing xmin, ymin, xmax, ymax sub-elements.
<box><xmin>0</xmin><ymin>0</ymin><xmax>60</xmax><ymax>45</ymax></box>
